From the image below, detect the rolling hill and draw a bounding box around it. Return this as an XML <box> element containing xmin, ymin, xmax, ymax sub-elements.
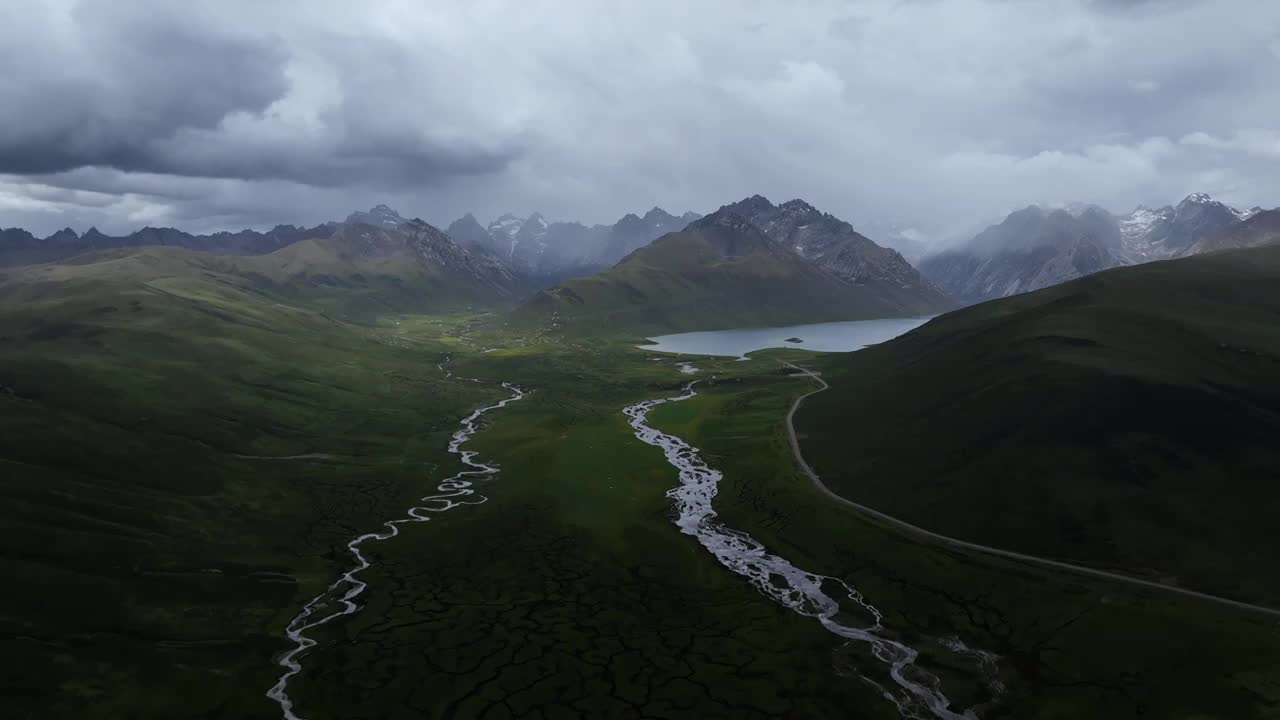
<box><xmin>516</xmin><ymin>208</ymin><xmax>933</xmax><ymax>335</ymax></box>
<box><xmin>795</xmin><ymin>243</ymin><xmax>1280</xmax><ymax>604</ymax></box>
<box><xmin>0</xmin><ymin>222</ymin><xmax>332</xmax><ymax>267</ymax></box>
<box><xmin>2</xmin><ymin>216</ymin><xmax>525</xmax><ymax>322</ymax></box>
<box><xmin>257</xmin><ymin>218</ymin><xmax>521</xmax><ymax>314</ymax></box>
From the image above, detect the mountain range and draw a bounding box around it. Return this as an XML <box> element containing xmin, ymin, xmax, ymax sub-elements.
<box><xmin>2</xmin><ymin>198</ymin><xmax>951</xmax><ymax>330</ymax></box>
<box><xmin>447</xmin><ymin>206</ymin><xmax>702</xmax><ymax>279</ymax></box>
<box><xmin>518</xmin><ymin>198</ymin><xmax>954</xmax><ymax>334</ymax></box>
<box><xmin>920</xmin><ymin>193</ymin><xmax>1270</xmax><ymax>304</ymax></box>
<box><xmin>0</xmin><ymin>223</ymin><xmax>333</xmax><ymax>268</ymax></box>
<box><xmin>9</xmin><ymin>192</ymin><xmax>1275</xmax><ymax>323</ymax></box>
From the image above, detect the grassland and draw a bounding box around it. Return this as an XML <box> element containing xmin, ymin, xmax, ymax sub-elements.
<box><xmin>0</xmin><ymin>254</ymin><xmax>506</xmax><ymax>718</ymax></box>
<box><xmin>795</xmin><ymin>245</ymin><xmax>1280</xmax><ymax>606</ymax></box>
<box><xmin>264</xmin><ymin>335</ymin><xmax>1280</xmax><ymax>719</ymax></box>
<box><xmin>3</xmin><ymin>246</ymin><xmax>1279</xmax><ymax>718</ymax></box>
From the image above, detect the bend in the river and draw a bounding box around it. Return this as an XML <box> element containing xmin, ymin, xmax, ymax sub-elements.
<box><xmin>266</xmin><ymin>370</ymin><xmax>526</xmax><ymax>720</ymax></box>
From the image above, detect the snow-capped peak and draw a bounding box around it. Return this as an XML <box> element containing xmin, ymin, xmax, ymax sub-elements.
<box><xmin>487</xmin><ymin>214</ymin><xmax>525</xmax><ymax>239</ymax></box>
<box><xmin>1119</xmin><ymin>205</ymin><xmax>1172</xmax><ymax>239</ymax></box>
<box><xmin>1234</xmin><ymin>206</ymin><xmax>1263</xmax><ymax>222</ymax></box>
<box><xmin>1182</xmin><ymin>192</ymin><xmax>1214</xmax><ymax>205</ymax></box>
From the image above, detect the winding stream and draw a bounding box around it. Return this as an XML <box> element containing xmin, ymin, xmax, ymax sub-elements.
<box><xmin>624</xmin><ymin>378</ymin><xmax>1000</xmax><ymax>720</ymax></box>
<box><xmin>266</xmin><ymin>376</ymin><xmax>526</xmax><ymax>720</ymax></box>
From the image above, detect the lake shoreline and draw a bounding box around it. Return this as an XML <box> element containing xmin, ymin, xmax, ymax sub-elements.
<box><xmin>639</xmin><ymin>316</ymin><xmax>933</xmax><ymax>357</ymax></box>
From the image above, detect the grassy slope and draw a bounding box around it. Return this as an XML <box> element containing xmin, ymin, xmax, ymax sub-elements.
<box><xmin>32</xmin><ymin>240</ymin><xmax>518</xmax><ymax>323</ymax></box>
<box><xmin>516</xmin><ymin>223</ymin><xmax>927</xmax><ymax>335</ymax></box>
<box><xmin>5</xmin><ymin>246</ymin><xmax>1279</xmax><ymax>718</ymax></box>
<box><xmin>650</xmin><ymin>368</ymin><xmax>1280</xmax><ymax>719</ymax></box>
<box><xmin>795</xmin><ymin>245</ymin><xmax>1280</xmax><ymax>604</ymax></box>
<box><xmin>0</xmin><ymin>252</ymin><xmax>502</xmax><ymax>718</ymax></box>
<box><xmin>283</xmin><ymin>342</ymin><xmax>1280</xmax><ymax>719</ymax></box>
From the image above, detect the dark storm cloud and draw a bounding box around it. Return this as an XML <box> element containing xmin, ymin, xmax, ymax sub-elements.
<box><xmin>0</xmin><ymin>4</ymin><xmax>290</xmax><ymax>175</ymax></box>
<box><xmin>0</xmin><ymin>2</ymin><xmax>522</xmax><ymax>187</ymax></box>
<box><xmin>1</xmin><ymin>0</ymin><xmax>1278</xmax><ymax>243</ymax></box>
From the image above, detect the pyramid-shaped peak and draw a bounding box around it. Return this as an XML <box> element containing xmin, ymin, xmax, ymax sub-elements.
<box><xmin>346</xmin><ymin>204</ymin><xmax>407</xmax><ymax>227</ymax></box>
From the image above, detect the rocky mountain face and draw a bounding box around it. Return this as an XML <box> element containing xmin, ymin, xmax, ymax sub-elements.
<box><xmin>921</xmin><ymin>204</ymin><xmax>1121</xmax><ymax>302</ymax></box>
<box><xmin>720</xmin><ymin>195</ymin><xmax>951</xmax><ymax>310</ymax></box>
<box><xmin>1116</xmin><ymin>193</ymin><xmax>1255</xmax><ymax>262</ymax></box>
<box><xmin>302</xmin><ymin>218</ymin><xmax>518</xmax><ymax>297</ymax></box>
<box><xmin>920</xmin><ymin>206</ymin><xmax>1120</xmax><ymax>304</ymax></box>
<box><xmin>921</xmin><ymin>193</ymin><xmax>1267</xmax><ymax>305</ymax></box>
<box><xmin>1187</xmin><ymin>209</ymin><xmax>1280</xmax><ymax>254</ymax></box>
<box><xmin>444</xmin><ymin>213</ymin><xmax>495</xmax><ymax>249</ymax></box>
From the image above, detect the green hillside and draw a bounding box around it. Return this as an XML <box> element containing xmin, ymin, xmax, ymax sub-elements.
<box><xmin>795</xmin><ymin>244</ymin><xmax>1280</xmax><ymax>604</ymax></box>
<box><xmin>516</xmin><ymin>212</ymin><xmax>934</xmax><ymax>335</ymax></box>
<box><xmin>4</xmin><ymin>220</ymin><xmax>523</xmax><ymax>322</ymax></box>
<box><xmin>0</xmin><ymin>250</ymin><xmax>505</xmax><ymax>717</ymax></box>
<box><xmin>4</xmin><ymin>246</ymin><xmax>1280</xmax><ymax>718</ymax></box>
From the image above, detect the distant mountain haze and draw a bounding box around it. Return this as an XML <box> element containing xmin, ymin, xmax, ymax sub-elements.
<box><xmin>920</xmin><ymin>193</ymin><xmax>1270</xmax><ymax>305</ymax></box>
<box><xmin>447</xmin><ymin>206</ymin><xmax>703</xmax><ymax>279</ymax></box>
<box><xmin>0</xmin><ymin>222</ymin><xmax>333</xmax><ymax>268</ymax></box>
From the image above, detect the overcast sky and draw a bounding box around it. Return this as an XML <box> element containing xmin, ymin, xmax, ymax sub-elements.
<box><xmin>1</xmin><ymin>0</ymin><xmax>1278</xmax><ymax>243</ymax></box>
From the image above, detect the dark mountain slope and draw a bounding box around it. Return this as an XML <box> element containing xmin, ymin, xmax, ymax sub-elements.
<box><xmin>796</xmin><ymin>245</ymin><xmax>1280</xmax><ymax>604</ymax></box>
<box><xmin>5</xmin><ymin>216</ymin><xmax>524</xmax><ymax>319</ymax></box>
<box><xmin>1118</xmin><ymin>193</ymin><xmax>1250</xmax><ymax>261</ymax></box>
<box><xmin>1188</xmin><ymin>209</ymin><xmax>1280</xmax><ymax>254</ymax></box>
<box><xmin>517</xmin><ymin>209</ymin><xmax>920</xmax><ymax>335</ymax></box>
<box><xmin>722</xmin><ymin>195</ymin><xmax>951</xmax><ymax>314</ymax></box>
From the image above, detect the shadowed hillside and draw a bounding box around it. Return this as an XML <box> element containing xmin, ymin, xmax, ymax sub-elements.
<box><xmin>798</xmin><ymin>244</ymin><xmax>1280</xmax><ymax>604</ymax></box>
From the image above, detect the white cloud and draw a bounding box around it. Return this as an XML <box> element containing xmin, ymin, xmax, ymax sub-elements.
<box><xmin>1181</xmin><ymin>130</ymin><xmax>1280</xmax><ymax>159</ymax></box>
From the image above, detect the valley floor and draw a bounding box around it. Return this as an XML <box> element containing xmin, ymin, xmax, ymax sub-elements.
<box><xmin>4</xmin><ymin>308</ymin><xmax>1279</xmax><ymax>719</ymax></box>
